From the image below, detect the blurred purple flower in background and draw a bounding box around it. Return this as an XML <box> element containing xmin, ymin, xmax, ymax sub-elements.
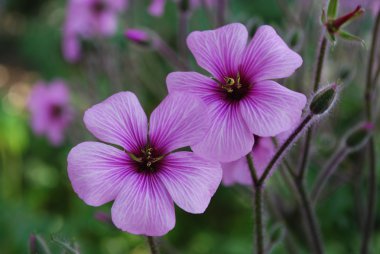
<box><xmin>68</xmin><ymin>92</ymin><xmax>222</xmax><ymax>236</ymax></box>
<box><xmin>28</xmin><ymin>80</ymin><xmax>73</xmax><ymax>145</ymax></box>
<box><xmin>148</xmin><ymin>0</ymin><xmax>216</xmax><ymax>16</ymax></box>
<box><xmin>167</xmin><ymin>23</ymin><xmax>306</xmax><ymax>163</ymax></box>
<box><xmin>62</xmin><ymin>0</ymin><xmax>128</xmax><ymax>62</ymax></box>
<box><xmin>222</xmin><ymin>137</ymin><xmax>275</xmax><ymax>186</ymax></box>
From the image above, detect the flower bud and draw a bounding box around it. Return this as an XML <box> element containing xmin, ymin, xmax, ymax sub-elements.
<box><xmin>124</xmin><ymin>29</ymin><xmax>151</xmax><ymax>46</ymax></box>
<box><xmin>325</xmin><ymin>5</ymin><xmax>364</xmax><ymax>34</ymax></box>
<box><xmin>345</xmin><ymin>122</ymin><xmax>374</xmax><ymax>151</ymax></box>
<box><xmin>310</xmin><ymin>84</ymin><xmax>338</xmax><ymax>115</ymax></box>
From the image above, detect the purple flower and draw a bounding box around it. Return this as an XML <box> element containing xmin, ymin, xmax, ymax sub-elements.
<box><xmin>148</xmin><ymin>0</ymin><xmax>216</xmax><ymax>16</ymax></box>
<box><xmin>222</xmin><ymin>136</ymin><xmax>275</xmax><ymax>186</ymax></box>
<box><xmin>28</xmin><ymin>80</ymin><xmax>72</xmax><ymax>145</ymax></box>
<box><xmin>67</xmin><ymin>92</ymin><xmax>222</xmax><ymax>236</ymax></box>
<box><xmin>167</xmin><ymin>23</ymin><xmax>307</xmax><ymax>163</ymax></box>
<box><xmin>63</xmin><ymin>0</ymin><xmax>128</xmax><ymax>62</ymax></box>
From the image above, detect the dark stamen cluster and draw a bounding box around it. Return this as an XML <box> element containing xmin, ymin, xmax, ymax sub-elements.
<box><xmin>129</xmin><ymin>145</ymin><xmax>163</xmax><ymax>173</ymax></box>
<box><xmin>213</xmin><ymin>73</ymin><xmax>252</xmax><ymax>101</ymax></box>
<box><xmin>50</xmin><ymin>104</ymin><xmax>63</xmax><ymax>118</ymax></box>
<box><xmin>91</xmin><ymin>0</ymin><xmax>107</xmax><ymax>15</ymax></box>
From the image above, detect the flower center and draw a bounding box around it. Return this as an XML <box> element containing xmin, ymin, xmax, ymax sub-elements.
<box><xmin>50</xmin><ymin>104</ymin><xmax>63</xmax><ymax>119</ymax></box>
<box><xmin>91</xmin><ymin>0</ymin><xmax>107</xmax><ymax>15</ymax></box>
<box><xmin>213</xmin><ymin>73</ymin><xmax>251</xmax><ymax>101</ymax></box>
<box><xmin>127</xmin><ymin>145</ymin><xmax>164</xmax><ymax>173</ymax></box>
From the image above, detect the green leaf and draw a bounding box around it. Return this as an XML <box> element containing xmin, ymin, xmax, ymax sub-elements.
<box><xmin>327</xmin><ymin>0</ymin><xmax>339</xmax><ymax>19</ymax></box>
<box><xmin>30</xmin><ymin>235</ymin><xmax>52</xmax><ymax>254</ymax></box>
<box><xmin>327</xmin><ymin>32</ymin><xmax>337</xmax><ymax>47</ymax></box>
<box><xmin>51</xmin><ymin>235</ymin><xmax>80</xmax><ymax>254</ymax></box>
<box><xmin>338</xmin><ymin>30</ymin><xmax>366</xmax><ymax>47</ymax></box>
<box><xmin>321</xmin><ymin>9</ymin><xmax>327</xmax><ymax>24</ymax></box>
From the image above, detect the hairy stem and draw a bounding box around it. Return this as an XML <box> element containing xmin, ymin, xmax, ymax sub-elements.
<box><xmin>246</xmin><ymin>154</ymin><xmax>259</xmax><ymax>185</ymax></box>
<box><xmin>153</xmin><ymin>37</ymin><xmax>190</xmax><ymax>71</ymax></box>
<box><xmin>247</xmin><ymin>154</ymin><xmax>264</xmax><ymax>253</ymax></box>
<box><xmin>258</xmin><ymin>114</ymin><xmax>314</xmax><ymax>185</ymax></box>
<box><xmin>361</xmin><ymin>10</ymin><xmax>380</xmax><ymax>254</ymax></box>
<box><xmin>361</xmin><ymin>139</ymin><xmax>377</xmax><ymax>254</ymax></box>
<box><xmin>147</xmin><ymin>236</ymin><xmax>160</xmax><ymax>254</ymax></box>
<box><xmin>216</xmin><ymin>0</ymin><xmax>227</xmax><ymax>27</ymax></box>
<box><xmin>295</xmin><ymin>180</ymin><xmax>325</xmax><ymax>254</ymax></box>
<box><xmin>178</xmin><ymin>9</ymin><xmax>189</xmax><ymax>61</ymax></box>
<box><xmin>254</xmin><ymin>187</ymin><xmax>264</xmax><ymax>254</ymax></box>
<box><xmin>311</xmin><ymin>146</ymin><xmax>348</xmax><ymax>203</ymax></box>
<box><xmin>298</xmin><ymin>36</ymin><xmax>327</xmax><ymax>179</ymax></box>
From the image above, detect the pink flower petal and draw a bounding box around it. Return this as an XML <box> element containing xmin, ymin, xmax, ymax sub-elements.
<box><xmin>149</xmin><ymin>92</ymin><xmax>209</xmax><ymax>153</ymax></box>
<box><xmin>240</xmin><ymin>80</ymin><xmax>306</xmax><ymax>137</ymax></box>
<box><xmin>84</xmin><ymin>92</ymin><xmax>147</xmax><ymax>152</ymax></box>
<box><xmin>47</xmin><ymin>126</ymin><xmax>65</xmax><ymax>146</ymax></box>
<box><xmin>239</xmin><ymin>25</ymin><xmax>303</xmax><ymax>83</ymax></box>
<box><xmin>166</xmin><ymin>72</ymin><xmax>219</xmax><ymax>102</ymax></box>
<box><xmin>158</xmin><ymin>152</ymin><xmax>222</xmax><ymax>213</ymax></box>
<box><xmin>187</xmin><ymin>23</ymin><xmax>248</xmax><ymax>80</ymax></box>
<box><xmin>67</xmin><ymin>141</ymin><xmax>134</xmax><ymax>206</ymax></box>
<box><xmin>222</xmin><ymin>156</ymin><xmax>252</xmax><ymax>186</ymax></box>
<box><xmin>97</xmin><ymin>11</ymin><xmax>118</xmax><ymax>35</ymax></box>
<box><xmin>63</xmin><ymin>34</ymin><xmax>81</xmax><ymax>63</ymax></box>
<box><xmin>222</xmin><ymin>137</ymin><xmax>276</xmax><ymax>186</ymax></box>
<box><xmin>111</xmin><ymin>173</ymin><xmax>175</xmax><ymax>236</ymax></box>
<box><xmin>192</xmin><ymin>102</ymin><xmax>254</xmax><ymax>163</ymax></box>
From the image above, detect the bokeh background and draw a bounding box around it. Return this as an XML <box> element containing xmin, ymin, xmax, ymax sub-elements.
<box><xmin>0</xmin><ymin>0</ymin><xmax>379</xmax><ymax>253</ymax></box>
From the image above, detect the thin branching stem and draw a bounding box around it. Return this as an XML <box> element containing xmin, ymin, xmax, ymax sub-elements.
<box><xmin>258</xmin><ymin>114</ymin><xmax>314</xmax><ymax>185</ymax></box>
<box><xmin>361</xmin><ymin>10</ymin><xmax>380</xmax><ymax>254</ymax></box>
<box><xmin>295</xmin><ymin>180</ymin><xmax>324</xmax><ymax>254</ymax></box>
<box><xmin>247</xmin><ymin>154</ymin><xmax>264</xmax><ymax>253</ymax></box>
<box><xmin>311</xmin><ymin>146</ymin><xmax>349</xmax><ymax>203</ymax></box>
<box><xmin>298</xmin><ymin>35</ymin><xmax>327</xmax><ymax>179</ymax></box>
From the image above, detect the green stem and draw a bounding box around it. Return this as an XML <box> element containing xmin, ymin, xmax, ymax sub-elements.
<box><xmin>246</xmin><ymin>154</ymin><xmax>259</xmax><ymax>185</ymax></box>
<box><xmin>258</xmin><ymin>114</ymin><xmax>314</xmax><ymax>185</ymax></box>
<box><xmin>254</xmin><ymin>186</ymin><xmax>264</xmax><ymax>254</ymax></box>
<box><xmin>295</xmin><ymin>180</ymin><xmax>325</xmax><ymax>254</ymax></box>
<box><xmin>298</xmin><ymin>36</ymin><xmax>327</xmax><ymax>179</ymax></box>
<box><xmin>360</xmin><ymin>139</ymin><xmax>377</xmax><ymax>254</ymax></box>
<box><xmin>147</xmin><ymin>236</ymin><xmax>160</xmax><ymax>254</ymax></box>
<box><xmin>311</xmin><ymin>146</ymin><xmax>348</xmax><ymax>203</ymax></box>
<box><xmin>361</xmin><ymin>9</ymin><xmax>380</xmax><ymax>254</ymax></box>
<box><xmin>216</xmin><ymin>0</ymin><xmax>227</xmax><ymax>27</ymax></box>
<box><xmin>247</xmin><ymin>154</ymin><xmax>264</xmax><ymax>253</ymax></box>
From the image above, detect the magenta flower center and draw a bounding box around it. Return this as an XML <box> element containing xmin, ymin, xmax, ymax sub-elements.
<box><xmin>91</xmin><ymin>0</ymin><xmax>108</xmax><ymax>15</ymax></box>
<box><xmin>214</xmin><ymin>72</ymin><xmax>251</xmax><ymax>101</ymax></box>
<box><xmin>128</xmin><ymin>145</ymin><xmax>164</xmax><ymax>173</ymax></box>
<box><xmin>50</xmin><ymin>104</ymin><xmax>63</xmax><ymax>119</ymax></box>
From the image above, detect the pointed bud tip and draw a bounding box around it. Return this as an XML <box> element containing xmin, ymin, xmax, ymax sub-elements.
<box><xmin>125</xmin><ymin>29</ymin><xmax>151</xmax><ymax>46</ymax></box>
